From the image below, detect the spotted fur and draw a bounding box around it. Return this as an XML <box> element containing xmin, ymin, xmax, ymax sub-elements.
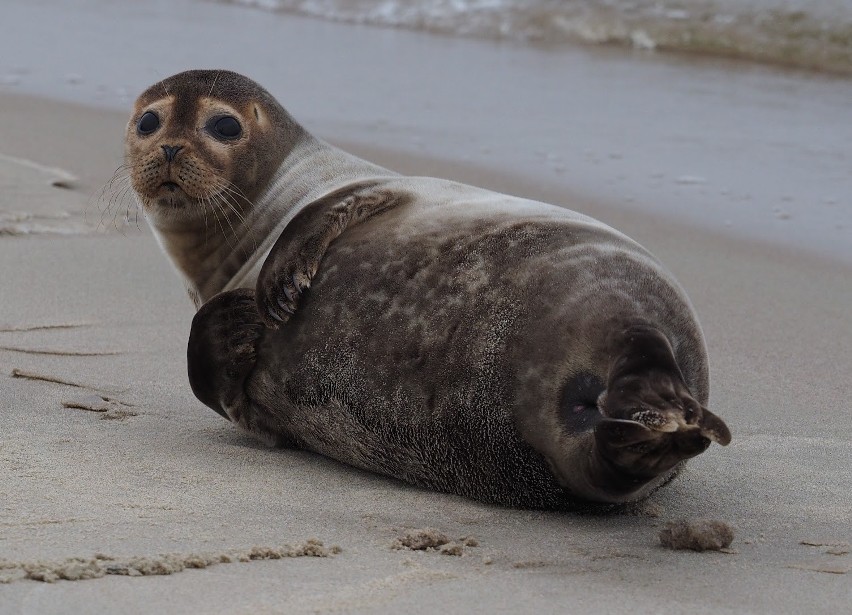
<box><xmin>130</xmin><ymin>71</ymin><xmax>731</xmax><ymax>509</ymax></box>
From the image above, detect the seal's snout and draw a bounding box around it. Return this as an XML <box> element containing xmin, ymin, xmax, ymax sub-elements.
<box><xmin>161</xmin><ymin>144</ymin><xmax>183</xmax><ymax>161</ymax></box>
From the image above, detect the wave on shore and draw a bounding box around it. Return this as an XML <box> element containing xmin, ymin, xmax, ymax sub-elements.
<box><xmin>211</xmin><ymin>0</ymin><xmax>852</xmax><ymax>75</ymax></box>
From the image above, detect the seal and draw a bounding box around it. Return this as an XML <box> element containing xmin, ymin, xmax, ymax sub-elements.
<box><xmin>127</xmin><ymin>70</ymin><xmax>731</xmax><ymax>509</ymax></box>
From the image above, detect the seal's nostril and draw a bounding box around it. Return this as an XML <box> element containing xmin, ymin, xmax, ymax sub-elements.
<box><xmin>161</xmin><ymin>145</ymin><xmax>183</xmax><ymax>162</ymax></box>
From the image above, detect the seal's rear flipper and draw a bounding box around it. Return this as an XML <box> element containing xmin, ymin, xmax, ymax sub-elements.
<box><xmin>594</xmin><ymin>392</ymin><xmax>731</xmax><ymax>481</ymax></box>
<box><xmin>596</xmin><ymin>417</ymin><xmax>713</xmax><ymax>478</ymax></box>
<box><xmin>592</xmin><ymin>323</ymin><xmax>731</xmax><ymax>480</ymax></box>
<box><xmin>695</xmin><ymin>407</ymin><xmax>732</xmax><ymax>445</ymax></box>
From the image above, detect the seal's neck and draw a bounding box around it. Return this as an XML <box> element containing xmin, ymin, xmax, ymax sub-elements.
<box><xmin>253</xmin><ymin>135</ymin><xmax>393</xmax><ymax>226</ymax></box>
<box><xmin>148</xmin><ymin>134</ymin><xmax>396</xmax><ymax>307</ymax></box>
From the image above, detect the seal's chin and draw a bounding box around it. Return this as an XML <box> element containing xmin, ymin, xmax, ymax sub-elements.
<box><xmin>151</xmin><ymin>182</ymin><xmax>191</xmax><ymax>209</ymax></box>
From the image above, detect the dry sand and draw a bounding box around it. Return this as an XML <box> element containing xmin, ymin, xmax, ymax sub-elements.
<box><xmin>1</xmin><ymin>1</ymin><xmax>851</xmax><ymax>611</ymax></box>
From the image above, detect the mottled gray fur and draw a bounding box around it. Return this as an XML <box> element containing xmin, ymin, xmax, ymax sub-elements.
<box><xmin>132</xmin><ymin>70</ymin><xmax>729</xmax><ymax>510</ymax></box>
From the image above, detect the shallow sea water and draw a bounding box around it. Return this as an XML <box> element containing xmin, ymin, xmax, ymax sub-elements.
<box><xmin>216</xmin><ymin>0</ymin><xmax>852</xmax><ymax>74</ymax></box>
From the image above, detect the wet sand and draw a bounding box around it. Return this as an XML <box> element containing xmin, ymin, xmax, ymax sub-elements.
<box><xmin>1</xmin><ymin>1</ymin><xmax>851</xmax><ymax>612</ymax></box>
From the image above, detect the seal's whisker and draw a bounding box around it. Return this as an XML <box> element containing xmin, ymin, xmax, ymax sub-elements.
<box><xmin>117</xmin><ymin>189</ymin><xmax>133</xmax><ymax>236</ymax></box>
<box><xmin>92</xmin><ymin>165</ymin><xmax>134</xmax><ymax>229</ymax></box>
<box><xmin>215</xmin><ymin>187</ymin><xmax>254</xmax><ymax>229</ymax></box>
<box><xmin>213</xmin><ymin>185</ymin><xmax>249</xmax><ymax>224</ymax></box>
<box><xmin>115</xmin><ymin>183</ymin><xmax>137</xmax><ymax>231</ymax></box>
<box><xmin>215</xmin><ymin>192</ymin><xmax>257</xmax><ymax>256</ymax></box>
<box><xmin>208</xmin><ymin>195</ymin><xmax>237</xmax><ymax>254</ymax></box>
<box><xmin>207</xmin><ymin>194</ymin><xmax>233</xmax><ymax>243</ymax></box>
<box><xmin>201</xmin><ymin>196</ymin><xmax>210</xmax><ymax>248</ymax></box>
<box><xmin>132</xmin><ymin>194</ymin><xmax>142</xmax><ymax>231</ymax></box>
<box><xmin>212</xmin><ymin>193</ymin><xmax>250</xmax><ymax>257</ymax></box>
<box><xmin>208</xmin><ymin>178</ymin><xmax>257</xmax><ymax>242</ymax></box>
<box><xmin>215</xmin><ymin>193</ymin><xmax>247</xmax><ymax>231</ymax></box>
<box><xmin>100</xmin><ymin>178</ymin><xmax>134</xmax><ymax>233</ymax></box>
<box><xmin>218</xmin><ymin>182</ymin><xmax>250</xmax><ymax>206</ymax></box>
<box><xmin>214</xmin><ymin>180</ymin><xmax>257</xmax><ymax>223</ymax></box>
<box><xmin>217</xmin><ymin>177</ymin><xmax>253</xmax><ymax>202</ymax></box>
<box><xmin>116</xmin><ymin>188</ymin><xmax>135</xmax><ymax>231</ymax></box>
<box><xmin>102</xmin><ymin>162</ymin><xmax>132</xmax><ymax>189</ymax></box>
<box><xmin>98</xmin><ymin>180</ymin><xmax>119</xmax><ymax>219</ymax></box>
<box><xmin>208</xmin><ymin>171</ymin><xmax>254</xmax><ymax>205</ymax></box>
<box><xmin>216</xmin><ymin>184</ymin><xmax>261</xmax><ymax>252</ymax></box>
<box><xmin>204</xmin><ymin>195</ymin><xmax>222</xmax><ymax>246</ymax></box>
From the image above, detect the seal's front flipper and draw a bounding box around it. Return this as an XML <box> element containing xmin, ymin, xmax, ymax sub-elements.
<box><xmin>188</xmin><ymin>288</ymin><xmax>263</xmax><ymax>421</ymax></box>
<box><xmin>256</xmin><ymin>184</ymin><xmax>407</xmax><ymax>328</ymax></box>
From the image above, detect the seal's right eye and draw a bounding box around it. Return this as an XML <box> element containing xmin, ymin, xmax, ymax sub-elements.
<box><xmin>137</xmin><ymin>111</ymin><xmax>160</xmax><ymax>135</ymax></box>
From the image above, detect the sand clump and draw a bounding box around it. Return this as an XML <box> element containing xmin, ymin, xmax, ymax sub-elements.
<box><xmin>659</xmin><ymin>520</ymin><xmax>735</xmax><ymax>552</ymax></box>
<box><xmin>0</xmin><ymin>540</ymin><xmax>340</xmax><ymax>584</ymax></box>
<box><xmin>391</xmin><ymin>528</ymin><xmax>479</xmax><ymax>556</ymax></box>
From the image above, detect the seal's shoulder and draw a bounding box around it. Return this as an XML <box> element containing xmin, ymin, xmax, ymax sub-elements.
<box><xmin>374</xmin><ymin>175</ymin><xmax>619</xmax><ymax>237</ymax></box>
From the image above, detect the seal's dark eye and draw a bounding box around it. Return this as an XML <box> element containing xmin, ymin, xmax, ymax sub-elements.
<box><xmin>210</xmin><ymin>115</ymin><xmax>241</xmax><ymax>140</ymax></box>
<box><xmin>137</xmin><ymin>111</ymin><xmax>160</xmax><ymax>135</ymax></box>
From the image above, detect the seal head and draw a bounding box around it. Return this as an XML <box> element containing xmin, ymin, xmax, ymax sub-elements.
<box><xmin>126</xmin><ymin>69</ymin><xmax>300</xmax><ymax>226</ymax></box>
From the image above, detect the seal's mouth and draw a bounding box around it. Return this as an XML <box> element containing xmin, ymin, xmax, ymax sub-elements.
<box><xmin>150</xmin><ymin>181</ymin><xmax>192</xmax><ymax>209</ymax></box>
<box><xmin>153</xmin><ymin>181</ymin><xmax>188</xmax><ymax>207</ymax></box>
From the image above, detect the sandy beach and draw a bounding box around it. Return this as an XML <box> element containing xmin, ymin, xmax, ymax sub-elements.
<box><xmin>1</xmin><ymin>1</ymin><xmax>851</xmax><ymax>613</ymax></box>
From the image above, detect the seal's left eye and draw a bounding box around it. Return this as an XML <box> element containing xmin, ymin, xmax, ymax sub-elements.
<box><xmin>210</xmin><ymin>116</ymin><xmax>242</xmax><ymax>140</ymax></box>
<box><xmin>137</xmin><ymin>111</ymin><xmax>160</xmax><ymax>135</ymax></box>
